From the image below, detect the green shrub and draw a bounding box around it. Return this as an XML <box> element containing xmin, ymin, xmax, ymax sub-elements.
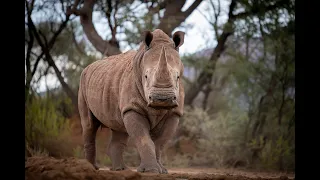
<box><xmin>25</xmin><ymin>95</ymin><xmax>72</xmax><ymax>157</ymax></box>
<box><xmin>261</xmin><ymin>136</ymin><xmax>295</xmax><ymax>171</ymax></box>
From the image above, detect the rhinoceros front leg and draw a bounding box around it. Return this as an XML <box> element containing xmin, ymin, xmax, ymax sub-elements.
<box><xmin>123</xmin><ymin>111</ymin><xmax>161</xmax><ymax>173</ymax></box>
<box><xmin>153</xmin><ymin>115</ymin><xmax>179</xmax><ymax>174</ymax></box>
<box><xmin>107</xmin><ymin>130</ymin><xmax>129</xmax><ymax>171</ymax></box>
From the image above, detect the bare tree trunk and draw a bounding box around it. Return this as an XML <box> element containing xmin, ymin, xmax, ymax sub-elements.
<box><xmin>184</xmin><ymin>29</ymin><xmax>231</xmax><ymax>105</ymax></box>
<box><xmin>251</xmin><ymin>74</ymin><xmax>276</xmax><ymax>139</ymax></box>
<box><xmin>244</xmin><ymin>107</ymin><xmax>254</xmax><ymax>142</ymax></box>
<box><xmin>25</xmin><ymin>28</ymin><xmax>34</xmax><ymax>102</ymax></box>
<box><xmin>202</xmin><ymin>85</ymin><xmax>211</xmax><ymax>110</ymax></box>
<box><xmin>25</xmin><ymin>0</ymin><xmax>36</xmax><ymax>102</ymax></box>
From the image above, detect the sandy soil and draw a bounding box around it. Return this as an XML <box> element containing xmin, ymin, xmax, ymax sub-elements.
<box><xmin>25</xmin><ymin>156</ymin><xmax>295</xmax><ymax>180</ymax></box>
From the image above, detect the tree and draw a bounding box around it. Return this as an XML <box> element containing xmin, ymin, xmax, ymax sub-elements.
<box><xmin>25</xmin><ymin>0</ymin><xmax>82</xmax><ymax>113</ymax></box>
<box><xmin>184</xmin><ymin>0</ymin><xmax>294</xmax><ymax>105</ymax></box>
<box><xmin>67</xmin><ymin>0</ymin><xmax>203</xmax><ymax>56</ymax></box>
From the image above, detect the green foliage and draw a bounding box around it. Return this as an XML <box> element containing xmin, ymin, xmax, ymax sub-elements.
<box><xmin>261</xmin><ymin>136</ymin><xmax>295</xmax><ymax>171</ymax></box>
<box><xmin>25</xmin><ymin>95</ymin><xmax>72</xmax><ymax>157</ymax></box>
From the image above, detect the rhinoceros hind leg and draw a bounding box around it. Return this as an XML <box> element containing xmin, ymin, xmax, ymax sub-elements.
<box><xmin>82</xmin><ymin>111</ymin><xmax>101</xmax><ymax>169</ymax></box>
<box><xmin>78</xmin><ymin>91</ymin><xmax>101</xmax><ymax>169</ymax></box>
<box><xmin>107</xmin><ymin>130</ymin><xmax>129</xmax><ymax>171</ymax></box>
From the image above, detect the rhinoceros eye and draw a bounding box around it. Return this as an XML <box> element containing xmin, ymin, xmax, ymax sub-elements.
<box><xmin>145</xmin><ymin>75</ymin><xmax>147</xmax><ymax>79</ymax></box>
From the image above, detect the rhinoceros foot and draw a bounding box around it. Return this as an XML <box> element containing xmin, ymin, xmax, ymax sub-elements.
<box><xmin>137</xmin><ymin>163</ymin><xmax>161</xmax><ymax>173</ymax></box>
<box><xmin>158</xmin><ymin>163</ymin><xmax>168</xmax><ymax>174</ymax></box>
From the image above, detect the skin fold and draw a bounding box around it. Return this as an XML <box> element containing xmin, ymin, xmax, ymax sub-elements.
<box><xmin>78</xmin><ymin>29</ymin><xmax>185</xmax><ymax>174</ymax></box>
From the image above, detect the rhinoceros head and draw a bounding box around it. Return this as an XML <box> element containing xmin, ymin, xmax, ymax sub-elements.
<box><xmin>140</xmin><ymin>29</ymin><xmax>185</xmax><ymax>109</ymax></box>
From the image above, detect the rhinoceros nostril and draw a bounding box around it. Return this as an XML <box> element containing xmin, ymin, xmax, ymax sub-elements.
<box><xmin>149</xmin><ymin>96</ymin><xmax>152</xmax><ymax>100</ymax></box>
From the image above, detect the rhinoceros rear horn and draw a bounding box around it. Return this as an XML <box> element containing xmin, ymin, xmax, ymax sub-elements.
<box><xmin>143</xmin><ymin>31</ymin><xmax>153</xmax><ymax>48</ymax></box>
<box><xmin>172</xmin><ymin>31</ymin><xmax>185</xmax><ymax>49</ymax></box>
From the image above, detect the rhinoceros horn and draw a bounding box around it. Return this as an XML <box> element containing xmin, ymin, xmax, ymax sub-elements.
<box><xmin>154</xmin><ymin>46</ymin><xmax>172</xmax><ymax>88</ymax></box>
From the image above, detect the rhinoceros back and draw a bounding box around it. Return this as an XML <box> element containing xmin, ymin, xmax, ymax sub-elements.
<box><xmin>80</xmin><ymin>50</ymin><xmax>136</xmax><ymax>131</ymax></box>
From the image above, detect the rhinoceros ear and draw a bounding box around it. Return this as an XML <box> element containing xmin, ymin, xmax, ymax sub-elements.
<box><xmin>172</xmin><ymin>31</ymin><xmax>185</xmax><ymax>50</ymax></box>
<box><xmin>143</xmin><ymin>30</ymin><xmax>153</xmax><ymax>49</ymax></box>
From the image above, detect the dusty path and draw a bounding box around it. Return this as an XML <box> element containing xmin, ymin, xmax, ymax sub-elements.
<box><xmin>100</xmin><ymin>167</ymin><xmax>295</xmax><ymax>180</ymax></box>
<box><xmin>25</xmin><ymin>156</ymin><xmax>295</xmax><ymax>180</ymax></box>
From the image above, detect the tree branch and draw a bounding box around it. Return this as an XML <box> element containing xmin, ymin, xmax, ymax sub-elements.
<box><xmin>105</xmin><ymin>0</ymin><xmax>114</xmax><ymax>36</ymax></box>
<box><xmin>68</xmin><ymin>0</ymin><xmax>121</xmax><ymax>56</ymax></box>
<box><xmin>182</xmin><ymin>0</ymin><xmax>203</xmax><ymax>17</ymax></box>
<box><xmin>147</xmin><ymin>0</ymin><xmax>170</xmax><ymax>15</ymax></box>
<box><xmin>27</xmin><ymin>6</ymin><xmax>78</xmax><ymax>112</ymax></box>
<box><xmin>232</xmin><ymin>0</ymin><xmax>289</xmax><ymax>20</ymax></box>
<box><xmin>26</xmin><ymin>28</ymin><xmax>33</xmax><ymax>76</ymax></box>
<box><xmin>39</xmin><ymin>30</ymin><xmax>49</xmax><ymax>47</ymax></box>
<box><xmin>112</xmin><ymin>0</ymin><xmax>119</xmax><ymax>41</ymax></box>
<box><xmin>32</xmin><ymin>53</ymin><xmax>44</xmax><ymax>77</ymax></box>
<box><xmin>228</xmin><ymin>0</ymin><xmax>237</xmax><ymax>19</ymax></box>
<box><xmin>184</xmin><ymin>0</ymin><xmax>288</xmax><ymax>105</ymax></box>
<box><xmin>26</xmin><ymin>0</ymin><xmax>71</xmax><ymax>96</ymax></box>
<box><xmin>211</xmin><ymin>0</ymin><xmax>221</xmax><ymax>38</ymax></box>
<box><xmin>25</xmin><ymin>0</ymin><xmax>36</xmax><ymax>100</ymax></box>
<box><xmin>104</xmin><ymin>0</ymin><xmax>118</xmax><ymax>46</ymax></box>
<box><xmin>198</xmin><ymin>0</ymin><xmax>221</xmax><ymax>38</ymax></box>
<box><xmin>69</xmin><ymin>24</ymin><xmax>87</xmax><ymax>56</ymax></box>
<box><xmin>157</xmin><ymin>0</ymin><xmax>203</xmax><ymax>36</ymax></box>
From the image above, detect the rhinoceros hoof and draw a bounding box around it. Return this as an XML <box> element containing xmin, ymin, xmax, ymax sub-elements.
<box><xmin>160</xmin><ymin>168</ymin><xmax>168</xmax><ymax>174</ymax></box>
<box><xmin>158</xmin><ymin>163</ymin><xmax>168</xmax><ymax>174</ymax></box>
<box><xmin>137</xmin><ymin>164</ymin><xmax>161</xmax><ymax>173</ymax></box>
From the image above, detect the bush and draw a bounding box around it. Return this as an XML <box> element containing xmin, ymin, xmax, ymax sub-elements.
<box><xmin>261</xmin><ymin>136</ymin><xmax>295</xmax><ymax>171</ymax></box>
<box><xmin>25</xmin><ymin>95</ymin><xmax>73</xmax><ymax>157</ymax></box>
<box><xmin>167</xmin><ymin>106</ymin><xmax>295</xmax><ymax>171</ymax></box>
<box><xmin>167</xmin><ymin>106</ymin><xmax>249</xmax><ymax>168</ymax></box>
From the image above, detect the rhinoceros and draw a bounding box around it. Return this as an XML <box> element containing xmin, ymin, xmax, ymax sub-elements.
<box><xmin>78</xmin><ymin>29</ymin><xmax>185</xmax><ymax>174</ymax></box>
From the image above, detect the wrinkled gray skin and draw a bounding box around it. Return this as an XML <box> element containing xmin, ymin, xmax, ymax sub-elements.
<box><xmin>78</xmin><ymin>29</ymin><xmax>185</xmax><ymax>174</ymax></box>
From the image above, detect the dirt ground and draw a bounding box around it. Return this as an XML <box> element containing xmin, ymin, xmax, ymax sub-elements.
<box><xmin>25</xmin><ymin>156</ymin><xmax>295</xmax><ymax>180</ymax></box>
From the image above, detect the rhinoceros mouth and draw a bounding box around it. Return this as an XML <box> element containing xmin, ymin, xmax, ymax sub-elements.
<box><xmin>147</xmin><ymin>102</ymin><xmax>178</xmax><ymax>110</ymax></box>
<box><xmin>147</xmin><ymin>99</ymin><xmax>178</xmax><ymax>109</ymax></box>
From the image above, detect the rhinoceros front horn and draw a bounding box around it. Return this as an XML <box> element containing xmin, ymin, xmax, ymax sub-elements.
<box><xmin>154</xmin><ymin>47</ymin><xmax>171</xmax><ymax>87</ymax></box>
